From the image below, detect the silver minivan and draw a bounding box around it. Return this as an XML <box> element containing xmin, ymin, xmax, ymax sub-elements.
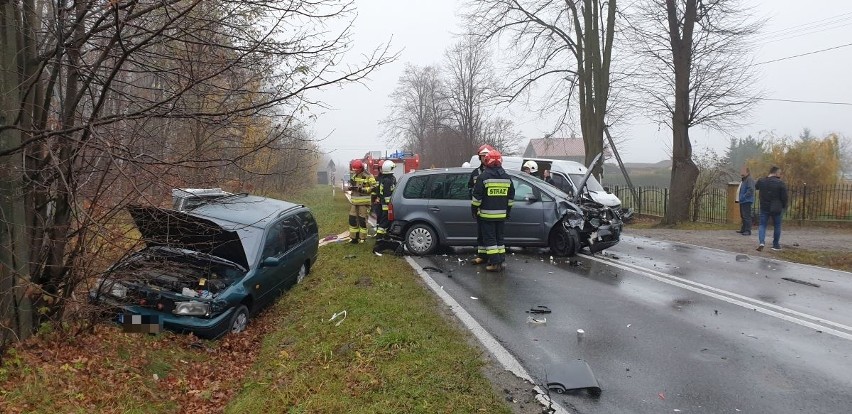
<box><xmin>387</xmin><ymin>167</ymin><xmax>622</xmax><ymax>256</ymax></box>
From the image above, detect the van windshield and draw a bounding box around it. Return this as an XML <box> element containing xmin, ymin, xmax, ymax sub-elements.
<box><xmin>568</xmin><ymin>174</ymin><xmax>605</xmax><ymax>192</ymax></box>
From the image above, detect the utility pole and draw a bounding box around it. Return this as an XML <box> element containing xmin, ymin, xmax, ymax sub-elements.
<box><xmin>604</xmin><ymin>126</ymin><xmax>639</xmax><ymax>208</ymax></box>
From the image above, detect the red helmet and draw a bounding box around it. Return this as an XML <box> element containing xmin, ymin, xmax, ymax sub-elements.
<box><xmin>484</xmin><ymin>150</ymin><xmax>503</xmax><ymax>167</ymax></box>
<box><xmin>350</xmin><ymin>159</ymin><xmax>364</xmax><ymax>173</ymax></box>
<box><xmin>477</xmin><ymin>144</ymin><xmax>493</xmax><ymax>156</ymax></box>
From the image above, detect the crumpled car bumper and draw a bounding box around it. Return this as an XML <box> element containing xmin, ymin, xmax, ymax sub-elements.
<box><xmin>588</xmin><ymin>223</ymin><xmax>621</xmax><ymax>253</ymax></box>
<box><xmin>91</xmin><ymin>293</ymin><xmax>236</xmax><ymax>339</ymax></box>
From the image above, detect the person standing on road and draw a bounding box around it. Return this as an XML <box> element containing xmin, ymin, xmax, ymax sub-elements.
<box><xmin>755</xmin><ymin>166</ymin><xmax>788</xmax><ymax>251</ymax></box>
<box><xmin>735</xmin><ymin>165</ymin><xmax>755</xmax><ymax>235</ymax></box>
<box><xmin>472</xmin><ymin>150</ymin><xmax>515</xmax><ymax>272</ymax></box>
<box><xmin>468</xmin><ymin>144</ymin><xmax>493</xmax><ymax>263</ymax></box>
<box><xmin>348</xmin><ymin>159</ymin><xmax>376</xmax><ymax>244</ymax></box>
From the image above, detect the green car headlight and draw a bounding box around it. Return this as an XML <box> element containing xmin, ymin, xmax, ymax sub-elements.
<box><xmin>173</xmin><ymin>301</ymin><xmax>210</xmax><ymax>316</ymax></box>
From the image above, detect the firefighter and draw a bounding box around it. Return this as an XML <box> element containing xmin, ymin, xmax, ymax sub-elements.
<box><xmin>348</xmin><ymin>159</ymin><xmax>376</xmax><ymax>243</ymax></box>
<box><xmin>468</xmin><ymin>144</ymin><xmax>493</xmax><ymax>264</ymax></box>
<box><xmin>472</xmin><ymin>150</ymin><xmax>514</xmax><ymax>272</ymax></box>
<box><xmin>522</xmin><ymin>160</ymin><xmax>538</xmax><ymax>176</ymax></box>
<box><xmin>373</xmin><ymin>160</ymin><xmax>399</xmax><ymax>254</ymax></box>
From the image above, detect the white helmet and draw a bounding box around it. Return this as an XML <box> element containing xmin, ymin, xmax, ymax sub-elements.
<box><xmin>523</xmin><ymin>160</ymin><xmax>538</xmax><ymax>173</ymax></box>
<box><xmin>381</xmin><ymin>160</ymin><xmax>395</xmax><ymax>174</ymax></box>
<box><xmin>462</xmin><ymin>162</ymin><xmax>471</xmax><ymax>168</ymax></box>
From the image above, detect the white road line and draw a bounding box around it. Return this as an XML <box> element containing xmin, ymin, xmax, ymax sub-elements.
<box><xmin>584</xmin><ymin>254</ymin><xmax>852</xmax><ymax>341</ymax></box>
<box><xmin>591</xmin><ymin>253</ymin><xmax>852</xmax><ymax>333</ymax></box>
<box><xmin>404</xmin><ymin>256</ymin><xmax>571</xmax><ymax>414</ymax></box>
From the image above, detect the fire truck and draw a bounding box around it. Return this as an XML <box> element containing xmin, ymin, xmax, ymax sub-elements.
<box><xmin>363</xmin><ymin>150</ymin><xmax>420</xmax><ymax>178</ymax></box>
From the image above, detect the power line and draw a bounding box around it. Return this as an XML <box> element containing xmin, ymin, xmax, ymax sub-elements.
<box><xmin>754</xmin><ymin>42</ymin><xmax>852</xmax><ymax>65</ymax></box>
<box><xmin>758</xmin><ymin>97</ymin><xmax>852</xmax><ymax>107</ymax></box>
<box><xmin>755</xmin><ymin>11</ymin><xmax>852</xmax><ymax>40</ymax></box>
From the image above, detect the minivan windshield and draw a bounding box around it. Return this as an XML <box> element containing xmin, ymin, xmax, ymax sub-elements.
<box><xmin>568</xmin><ymin>173</ymin><xmax>605</xmax><ymax>192</ymax></box>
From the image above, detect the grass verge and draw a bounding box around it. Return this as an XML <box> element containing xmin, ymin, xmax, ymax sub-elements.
<box><xmin>227</xmin><ymin>186</ymin><xmax>512</xmax><ymax>413</ymax></box>
<box><xmin>776</xmin><ymin>250</ymin><xmax>852</xmax><ymax>272</ymax></box>
<box><xmin>0</xmin><ymin>185</ymin><xmax>514</xmax><ymax>414</ymax></box>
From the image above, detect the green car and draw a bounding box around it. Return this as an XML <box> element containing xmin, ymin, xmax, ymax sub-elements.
<box><xmin>90</xmin><ymin>194</ymin><xmax>319</xmax><ymax>338</ymax></box>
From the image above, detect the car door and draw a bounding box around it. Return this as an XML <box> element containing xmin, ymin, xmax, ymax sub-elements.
<box><xmin>277</xmin><ymin>215</ymin><xmax>305</xmax><ymax>291</ymax></box>
<box><xmin>427</xmin><ymin>173</ymin><xmax>477</xmax><ymax>244</ymax></box>
<box><xmin>505</xmin><ymin>175</ymin><xmax>546</xmax><ymax>244</ymax></box>
<box><xmin>252</xmin><ymin>220</ymin><xmax>289</xmax><ymax>310</ymax></box>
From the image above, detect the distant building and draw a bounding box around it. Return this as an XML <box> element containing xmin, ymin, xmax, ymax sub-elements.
<box><xmin>523</xmin><ymin>137</ymin><xmax>586</xmax><ymax>163</ymax></box>
<box><xmin>317</xmin><ymin>159</ymin><xmax>336</xmax><ymax>185</ymax></box>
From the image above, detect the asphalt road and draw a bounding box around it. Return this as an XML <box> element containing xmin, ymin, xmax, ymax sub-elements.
<box><xmin>410</xmin><ymin>235</ymin><xmax>852</xmax><ymax>414</ymax></box>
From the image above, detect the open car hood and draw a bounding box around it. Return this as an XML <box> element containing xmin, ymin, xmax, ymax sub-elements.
<box><xmin>573</xmin><ymin>152</ymin><xmax>603</xmax><ymax>205</ymax></box>
<box><xmin>128</xmin><ymin>206</ymin><xmax>249</xmax><ymax>270</ymax></box>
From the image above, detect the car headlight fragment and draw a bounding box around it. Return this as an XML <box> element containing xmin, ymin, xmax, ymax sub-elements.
<box><xmin>173</xmin><ymin>301</ymin><xmax>210</xmax><ymax>316</ymax></box>
<box><xmin>94</xmin><ymin>278</ymin><xmax>127</xmax><ymax>298</ymax></box>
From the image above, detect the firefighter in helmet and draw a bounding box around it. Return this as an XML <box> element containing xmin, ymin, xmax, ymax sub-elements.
<box><xmin>348</xmin><ymin>159</ymin><xmax>376</xmax><ymax>243</ymax></box>
<box><xmin>373</xmin><ymin>160</ymin><xmax>399</xmax><ymax>253</ymax></box>
<box><xmin>522</xmin><ymin>160</ymin><xmax>538</xmax><ymax>176</ymax></box>
<box><xmin>468</xmin><ymin>144</ymin><xmax>493</xmax><ymax>263</ymax></box>
<box><xmin>471</xmin><ymin>150</ymin><xmax>514</xmax><ymax>272</ymax></box>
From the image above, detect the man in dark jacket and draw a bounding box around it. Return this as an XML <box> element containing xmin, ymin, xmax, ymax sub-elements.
<box><xmin>472</xmin><ymin>150</ymin><xmax>515</xmax><ymax>272</ymax></box>
<box><xmin>468</xmin><ymin>144</ymin><xmax>492</xmax><ymax>264</ymax></box>
<box><xmin>755</xmin><ymin>166</ymin><xmax>788</xmax><ymax>251</ymax></box>
<box><xmin>735</xmin><ymin>165</ymin><xmax>756</xmax><ymax>235</ymax></box>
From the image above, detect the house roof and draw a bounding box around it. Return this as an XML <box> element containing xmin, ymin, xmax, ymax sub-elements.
<box><xmin>527</xmin><ymin>138</ymin><xmax>586</xmax><ymax>158</ymax></box>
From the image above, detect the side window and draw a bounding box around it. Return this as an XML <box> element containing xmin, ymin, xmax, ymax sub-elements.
<box><xmin>444</xmin><ymin>174</ymin><xmax>470</xmax><ymax>200</ymax></box>
<box><xmin>511</xmin><ymin>177</ymin><xmax>536</xmax><ymax>202</ymax></box>
<box><xmin>428</xmin><ymin>174</ymin><xmax>448</xmax><ymax>199</ymax></box>
<box><xmin>403</xmin><ymin>175</ymin><xmax>430</xmax><ymax>199</ymax></box>
<box><xmin>282</xmin><ymin>216</ymin><xmax>302</xmax><ymax>252</ymax></box>
<box><xmin>550</xmin><ymin>173</ymin><xmax>574</xmax><ymax>196</ymax></box>
<box><xmin>262</xmin><ymin>223</ymin><xmax>286</xmax><ymax>259</ymax></box>
<box><xmin>298</xmin><ymin>211</ymin><xmax>318</xmax><ymax>236</ymax></box>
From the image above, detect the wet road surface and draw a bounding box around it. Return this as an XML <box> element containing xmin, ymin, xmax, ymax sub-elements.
<box><xmin>410</xmin><ymin>235</ymin><xmax>852</xmax><ymax>413</ymax></box>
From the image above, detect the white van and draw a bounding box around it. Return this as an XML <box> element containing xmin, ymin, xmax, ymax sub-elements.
<box><xmin>467</xmin><ymin>155</ymin><xmax>623</xmax><ymax>210</ymax></box>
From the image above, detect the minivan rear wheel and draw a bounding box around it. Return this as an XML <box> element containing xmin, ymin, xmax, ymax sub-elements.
<box><xmin>405</xmin><ymin>223</ymin><xmax>438</xmax><ymax>256</ymax></box>
<box><xmin>549</xmin><ymin>224</ymin><xmax>580</xmax><ymax>257</ymax></box>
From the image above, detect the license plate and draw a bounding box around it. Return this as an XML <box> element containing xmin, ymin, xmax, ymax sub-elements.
<box><xmin>119</xmin><ymin>313</ymin><xmax>162</xmax><ymax>334</ymax></box>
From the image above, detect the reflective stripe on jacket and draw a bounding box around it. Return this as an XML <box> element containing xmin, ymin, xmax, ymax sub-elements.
<box><xmin>350</xmin><ymin>172</ymin><xmax>376</xmax><ymax>205</ymax></box>
<box><xmin>378</xmin><ymin>173</ymin><xmax>396</xmax><ymax>211</ymax></box>
<box><xmin>472</xmin><ymin>167</ymin><xmax>514</xmax><ymax>221</ymax></box>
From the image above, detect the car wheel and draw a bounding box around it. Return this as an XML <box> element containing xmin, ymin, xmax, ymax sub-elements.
<box><xmin>405</xmin><ymin>223</ymin><xmax>438</xmax><ymax>256</ymax></box>
<box><xmin>296</xmin><ymin>263</ymin><xmax>308</xmax><ymax>284</ymax></box>
<box><xmin>229</xmin><ymin>305</ymin><xmax>250</xmax><ymax>334</ymax></box>
<box><xmin>549</xmin><ymin>224</ymin><xmax>580</xmax><ymax>257</ymax></box>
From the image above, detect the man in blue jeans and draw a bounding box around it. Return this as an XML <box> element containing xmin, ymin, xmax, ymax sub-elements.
<box><xmin>735</xmin><ymin>165</ymin><xmax>755</xmax><ymax>235</ymax></box>
<box><xmin>755</xmin><ymin>166</ymin><xmax>788</xmax><ymax>251</ymax></box>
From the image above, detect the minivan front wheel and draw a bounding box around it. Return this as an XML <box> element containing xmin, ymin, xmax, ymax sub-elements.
<box><xmin>549</xmin><ymin>224</ymin><xmax>580</xmax><ymax>257</ymax></box>
<box><xmin>405</xmin><ymin>223</ymin><xmax>438</xmax><ymax>256</ymax></box>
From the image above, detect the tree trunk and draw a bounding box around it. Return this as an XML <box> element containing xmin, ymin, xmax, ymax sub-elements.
<box><xmin>1</xmin><ymin>0</ymin><xmax>34</xmax><ymax>345</ymax></box>
<box><xmin>663</xmin><ymin>0</ymin><xmax>699</xmax><ymax>225</ymax></box>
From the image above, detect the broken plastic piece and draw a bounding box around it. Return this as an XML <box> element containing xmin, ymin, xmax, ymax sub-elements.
<box><xmin>545</xmin><ymin>360</ymin><xmax>601</xmax><ymax>397</ymax></box>
<box><xmin>526</xmin><ymin>305</ymin><xmax>552</xmax><ymax>314</ymax></box>
<box><xmin>329</xmin><ymin>310</ymin><xmax>347</xmax><ymax>327</ymax></box>
<box><xmin>526</xmin><ymin>316</ymin><xmax>546</xmax><ymax>324</ymax></box>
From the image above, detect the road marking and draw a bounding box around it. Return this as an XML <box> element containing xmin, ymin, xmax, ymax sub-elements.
<box><xmin>404</xmin><ymin>256</ymin><xmax>571</xmax><ymax>414</ymax></box>
<box><xmin>584</xmin><ymin>254</ymin><xmax>852</xmax><ymax>341</ymax></box>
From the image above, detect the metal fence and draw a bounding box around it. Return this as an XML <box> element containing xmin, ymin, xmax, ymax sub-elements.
<box><xmin>609</xmin><ymin>183</ymin><xmax>852</xmax><ymax>224</ymax></box>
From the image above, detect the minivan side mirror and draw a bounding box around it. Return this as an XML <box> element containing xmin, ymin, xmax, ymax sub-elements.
<box><xmin>603</xmin><ymin>186</ymin><xmax>611</xmax><ymax>193</ymax></box>
<box><xmin>524</xmin><ymin>194</ymin><xmax>538</xmax><ymax>203</ymax></box>
<box><xmin>260</xmin><ymin>256</ymin><xmax>282</xmax><ymax>268</ymax></box>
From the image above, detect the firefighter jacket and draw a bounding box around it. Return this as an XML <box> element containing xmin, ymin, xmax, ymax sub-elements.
<box><xmin>377</xmin><ymin>173</ymin><xmax>396</xmax><ymax>211</ymax></box>
<box><xmin>349</xmin><ymin>171</ymin><xmax>376</xmax><ymax>206</ymax></box>
<box><xmin>471</xmin><ymin>167</ymin><xmax>515</xmax><ymax>221</ymax></box>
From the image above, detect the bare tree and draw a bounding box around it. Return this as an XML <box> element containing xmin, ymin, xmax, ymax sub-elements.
<box><xmin>465</xmin><ymin>0</ymin><xmax>617</xmax><ymax>177</ymax></box>
<box><xmin>444</xmin><ymin>37</ymin><xmax>497</xmax><ymax>158</ymax></box>
<box><xmin>482</xmin><ymin>117</ymin><xmax>524</xmax><ymax>156</ymax></box>
<box><xmin>382</xmin><ymin>64</ymin><xmax>447</xmax><ymax>164</ymax></box>
<box><xmin>0</xmin><ymin>0</ymin><xmax>394</xmax><ymax>345</ymax></box>
<box><xmin>626</xmin><ymin>0</ymin><xmax>762</xmax><ymax>224</ymax></box>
